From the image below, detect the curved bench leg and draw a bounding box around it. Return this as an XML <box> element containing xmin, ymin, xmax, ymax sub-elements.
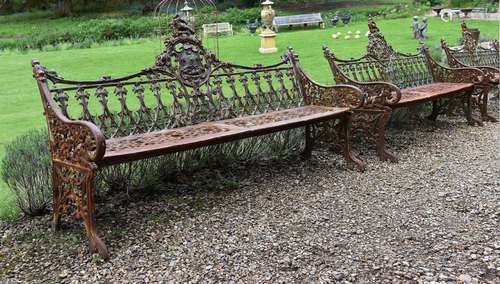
<box><xmin>462</xmin><ymin>93</ymin><xmax>483</xmax><ymax>126</ymax></box>
<box><xmin>353</xmin><ymin>108</ymin><xmax>397</xmax><ymax>163</ymax></box>
<box><xmin>52</xmin><ymin>162</ymin><xmax>110</xmax><ymax>260</ymax></box>
<box><xmin>301</xmin><ymin>125</ymin><xmax>314</xmax><ymax>159</ymax></box>
<box><xmin>374</xmin><ymin>108</ymin><xmax>398</xmax><ymax>163</ymax></box>
<box><xmin>83</xmin><ymin>168</ymin><xmax>110</xmax><ymax>260</ymax></box>
<box><xmin>427</xmin><ymin>100</ymin><xmax>442</xmax><ymax>121</ymax></box>
<box><xmin>478</xmin><ymin>85</ymin><xmax>498</xmax><ymax>122</ymax></box>
<box><xmin>340</xmin><ymin>113</ymin><xmax>366</xmax><ymax>172</ymax></box>
<box><xmin>52</xmin><ymin>164</ymin><xmax>62</xmax><ymax>231</ymax></box>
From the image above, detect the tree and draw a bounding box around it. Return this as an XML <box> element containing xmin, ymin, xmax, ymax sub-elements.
<box><xmin>56</xmin><ymin>0</ymin><xmax>73</xmax><ymax>16</ymax></box>
<box><xmin>0</xmin><ymin>0</ymin><xmax>14</xmax><ymax>15</ymax></box>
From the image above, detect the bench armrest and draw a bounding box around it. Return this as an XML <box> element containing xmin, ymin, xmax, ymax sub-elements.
<box><xmin>352</xmin><ymin>81</ymin><xmax>402</xmax><ymax>107</ymax></box>
<box><xmin>298</xmin><ymin>70</ymin><xmax>364</xmax><ymax>109</ymax></box>
<box><xmin>47</xmin><ymin>111</ymin><xmax>106</xmax><ymax>165</ymax></box>
<box><xmin>33</xmin><ymin>60</ymin><xmax>106</xmax><ymax>166</ymax></box>
<box><xmin>421</xmin><ymin>45</ymin><xmax>484</xmax><ymax>84</ymax></box>
<box><xmin>474</xmin><ymin>66</ymin><xmax>499</xmax><ymax>84</ymax></box>
<box><xmin>285</xmin><ymin>47</ymin><xmax>364</xmax><ymax>109</ymax></box>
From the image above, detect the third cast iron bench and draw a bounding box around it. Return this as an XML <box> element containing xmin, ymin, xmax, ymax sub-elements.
<box><xmin>32</xmin><ymin>16</ymin><xmax>365</xmax><ymax>260</ymax></box>
<box><xmin>441</xmin><ymin>21</ymin><xmax>499</xmax><ymax>122</ymax></box>
<box><xmin>322</xmin><ymin>17</ymin><xmax>484</xmax><ymax>162</ymax></box>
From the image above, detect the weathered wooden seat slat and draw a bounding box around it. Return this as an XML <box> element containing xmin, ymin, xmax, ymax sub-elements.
<box><xmin>32</xmin><ymin>17</ymin><xmax>365</xmax><ymax>260</ymax></box>
<box><xmin>399</xmin><ymin>83</ymin><xmax>474</xmax><ymax>105</ymax></box>
<box><xmin>273</xmin><ymin>13</ymin><xmax>324</xmax><ymax>31</ymax></box>
<box><xmin>323</xmin><ymin>18</ymin><xmax>484</xmax><ymax>162</ymax></box>
<box><xmin>441</xmin><ymin>21</ymin><xmax>499</xmax><ymax>122</ymax></box>
<box><xmin>102</xmin><ymin>105</ymin><xmax>348</xmax><ymax>165</ymax></box>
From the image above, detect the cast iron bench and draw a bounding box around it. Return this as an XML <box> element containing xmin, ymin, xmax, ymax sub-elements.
<box><xmin>323</xmin><ymin>18</ymin><xmax>484</xmax><ymax>162</ymax></box>
<box><xmin>273</xmin><ymin>13</ymin><xmax>324</xmax><ymax>32</ymax></box>
<box><xmin>441</xmin><ymin>21</ymin><xmax>499</xmax><ymax>121</ymax></box>
<box><xmin>32</xmin><ymin>17</ymin><xmax>365</xmax><ymax>260</ymax></box>
<box><xmin>202</xmin><ymin>22</ymin><xmax>233</xmax><ymax>38</ymax></box>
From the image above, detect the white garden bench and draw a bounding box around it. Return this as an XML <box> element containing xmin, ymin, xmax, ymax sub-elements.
<box><xmin>202</xmin><ymin>22</ymin><xmax>233</xmax><ymax>37</ymax></box>
<box><xmin>273</xmin><ymin>13</ymin><xmax>324</xmax><ymax>32</ymax></box>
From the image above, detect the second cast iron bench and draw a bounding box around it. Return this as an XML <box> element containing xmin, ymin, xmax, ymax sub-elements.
<box><xmin>323</xmin><ymin>18</ymin><xmax>484</xmax><ymax>162</ymax></box>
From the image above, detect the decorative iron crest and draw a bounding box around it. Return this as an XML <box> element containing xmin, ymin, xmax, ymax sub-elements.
<box><xmin>367</xmin><ymin>17</ymin><xmax>380</xmax><ymax>33</ymax></box>
<box><xmin>462</xmin><ymin>30</ymin><xmax>478</xmax><ymax>54</ymax></box>
<box><xmin>461</xmin><ymin>21</ymin><xmax>468</xmax><ymax>32</ymax></box>
<box><xmin>366</xmin><ymin>18</ymin><xmax>396</xmax><ymax>61</ymax></box>
<box><xmin>154</xmin><ymin>16</ymin><xmax>222</xmax><ymax>87</ymax></box>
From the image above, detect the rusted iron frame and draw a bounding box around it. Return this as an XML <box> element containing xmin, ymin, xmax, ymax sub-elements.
<box><xmin>322</xmin><ymin>17</ymin><xmax>485</xmax><ymax>162</ymax></box>
<box><xmin>32</xmin><ymin>16</ymin><xmax>366</xmax><ymax>261</ymax></box>
<box><xmin>441</xmin><ymin>31</ymin><xmax>499</xmax><ymax>122</ymax></box>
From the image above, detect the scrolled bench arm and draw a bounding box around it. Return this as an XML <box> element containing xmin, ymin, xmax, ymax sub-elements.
<box><xmin>46</xmin><ymin>112</ymin><xmax>106</xmax><ymax>165</ymax></box>
<box><xmin>32</xmin><ymin>60</ymin><xmax>106</xmax><ymax>166</ymax></box>
<box><xmin>285</xmin><ymin>48</ymin><xmax>364</xmax><ymax>109</ymax></box>
<box><xmin>474</xmin><ymin>66</ymin><xmax>499</xmax><ymax>84</ymax></box>
<box><xmin>299</xmin><ymin>72</ymin><xmax>365</xmax><ymax>109</ymax></box>
<box><xmin>323</xmin><ymin>46</ymin><xmax>401</xmax><ymax>107</ymax></box>
<box><xmin>421</xmin><ymin>45</ymin><xmax>484</xmax><ymax>84</ymax></box>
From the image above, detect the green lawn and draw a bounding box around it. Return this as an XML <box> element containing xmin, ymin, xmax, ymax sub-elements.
<box><xmin>0</xmin><ymin>16</ymin><xmax>498</xmax><ymax>219</ymax></box>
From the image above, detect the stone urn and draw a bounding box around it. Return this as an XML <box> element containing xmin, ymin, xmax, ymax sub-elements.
<box><xmin>261</xmin><ymin>0</ymin><xmax>275</xmax><ymax>32</ymax></box>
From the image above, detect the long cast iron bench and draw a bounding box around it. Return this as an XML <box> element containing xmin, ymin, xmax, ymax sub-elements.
<box><xmin>441</xmin><ymin>21</ymin><xmax>499</xmax><ymax>122</ymax></box>
<box><xmin>323</xmin><ymin>18</ymin><xmax>484</xmax><ymax>162</ymax></box>
<box><xmin>32</xmin><ymin>17</ymin><xmax>365</xmax><ymax>260</ymax></box>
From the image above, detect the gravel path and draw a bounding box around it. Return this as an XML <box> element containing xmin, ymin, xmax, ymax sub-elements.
<box><xmin>1</xmin><ymin>103</ymin><xmax>499</xmax><ymax>283</ymax></box>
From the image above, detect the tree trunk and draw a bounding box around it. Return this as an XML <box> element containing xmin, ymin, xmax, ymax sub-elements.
<box><xmin>56</xmin><ymin>0</ymin><xmax>72</xmax><ymax>17</ymax></box>
<box><xmin>0</xmin><ymin>0</ymin><xmax>14</xmax><ymax>15</ymax></box>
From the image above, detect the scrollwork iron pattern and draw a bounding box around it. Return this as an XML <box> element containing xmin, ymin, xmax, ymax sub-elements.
<box><xmin>52</xmin><ymin>163</ymin><xmax>90</xmax><ymax>222</ymax></box>
<box><xmin>322</xmin><ymin>17</ymin><xmax>486</xmax><ymax>162</ymax></box>
<box><xmin>46</xmin><ymin>111</ymin><xmax>103</xmax><ymax>164</ymax></box>
<box><xmin>441</xmin><ymin>25</ymin><xmax>498</xmax><ymax>122</ymax></box>
<box><xmin>442</xmin><ymin>22</ymin><xmax>499</xmax><ymax>69</ymax></box>
<box><xmin>328</xmin><ymin>18</ymin><xmax>434</xmax><ymax>90</ymax></box>
<box><xmin>441</xmin><ymin>29</ymin><xmax>498</xmax><ymax>77</ymax></box>
<box><xmin>42</xmin><ymin>17</ymin><xmax>308</xmax><ymax>139</ymax></box>
<box><xmin>366</xmin><ymin>18</ymin><xmax>397</xmax><ymax>62</ymax></box>
<box><xmin>294</xmin><ymin>66</ymin><xmax>363</xmax><ymax>109</ymax></box>
<box><xmin>420</xmin><ymin>45</ymin><xmax>483</xmax><ymax>84</ymax></box>
<box><xmin>32</xmin><ymin>16</ymin><xmax>368</xmax><ymax>260</ymax></box>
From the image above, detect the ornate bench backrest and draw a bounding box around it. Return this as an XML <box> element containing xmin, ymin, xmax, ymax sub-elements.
<box><xmin>34</xmin><ymin>17</ymin><xmax>304</xmax><ymax>139</ymax></box>
<box><xmin>448</xmin><ymin>21</ymin><xmax>499</xmax><ymax>68</ymax></box>
<box><xmin>444</xmin><ymin>22</ymin><xmax>499</xmax><ymax>68</ymax></box>
<box><xmin>327</xmin><ymin>18</ymin><xmax>433</xmax><ymax>89</ymax></box>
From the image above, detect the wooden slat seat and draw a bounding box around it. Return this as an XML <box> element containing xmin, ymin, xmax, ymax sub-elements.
<box><xmin>102</xmin><ymin>105</ymin><xmax>348</xmax><ymax>165</ymax></box>
<box><xmin>398</xmin><ymin>83</ymin><xmax>474</xmax><ymax>106</ymax></box>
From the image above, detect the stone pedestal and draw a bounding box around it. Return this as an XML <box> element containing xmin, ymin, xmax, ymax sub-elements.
<box><xmin>259</xmin><ymin>30</ymin><xmax>278</xmax><ymax>54</ymax></box>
